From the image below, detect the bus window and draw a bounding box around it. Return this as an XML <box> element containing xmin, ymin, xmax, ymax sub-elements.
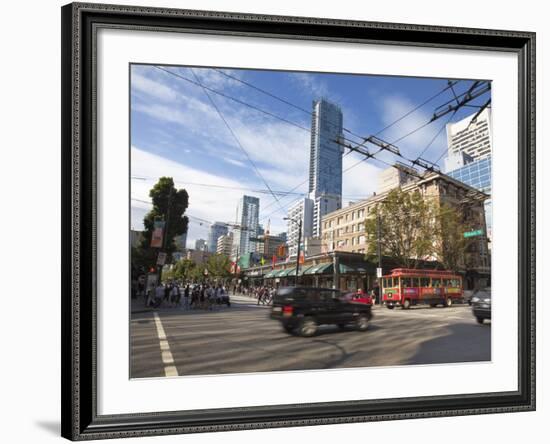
<box><xmin>432</xmin><ymin>278</ymin><xmax>441</xmax><ymax>287</ymax></box>
<box><xmin>401</xmin><ymin>277</ymin><xmax>413</xmax><ymax>287</ymax></box>
<box><xmin>419</xmin><ymin>277</ymin><xmax>430</xmax><ymax>287</ymax></box>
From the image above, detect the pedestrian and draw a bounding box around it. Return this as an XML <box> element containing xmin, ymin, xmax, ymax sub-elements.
<box><xmin>183</xmin><ymin>284</ymin><xmax>190</xmax><ymax>311</ymax></box>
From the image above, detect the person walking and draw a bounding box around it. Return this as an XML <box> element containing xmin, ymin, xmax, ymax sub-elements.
<box><xmin>183</xmin><ymin>284</ymin><xmax>190</xmax><ymax>311</ymax></box>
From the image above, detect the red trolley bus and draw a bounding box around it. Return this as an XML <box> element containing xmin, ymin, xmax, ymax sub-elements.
<box><xmin>381</xmin><ymin>268</ymin><xmax>463</xmax><ymax>309</ymax></box>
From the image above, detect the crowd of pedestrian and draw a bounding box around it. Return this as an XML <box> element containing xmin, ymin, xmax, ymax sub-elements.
<box><xmin>144</xmin><ymin>281</ymin><xmax>231</xmax><ymax>310</ymax></box>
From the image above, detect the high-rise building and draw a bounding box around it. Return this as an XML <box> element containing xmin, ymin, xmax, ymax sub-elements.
<box><xmin>446</xmin><ymin>108</ymin><xmax>492</xmax><ymax>161</ymax></box>
<box><xmin>207</xmin><ymin>222</ymin><xmax>228</xmax><ymax>254</ymax></box>
<box><xmin>216</xmin><ymin>233</ymin><xmax>234</xmax><ymax>257</ymax></box>
<box><xmin>311</xmin><ymin>194</ymin><xmax>341</xmax><ymax>238</ymax></box>
<box><xmin>446</xmin><ymin>155</ymin><xmax>492</xmax><ymax>244</ymax></box>
<box><xmin>309</xmin><ymin>99</ymin><xmax>344</xmax><ymax>198</ymax></box>
<box><xmin>286</xmin><ymin>198</ymin><xmax>313</xmax><ymax>258</ymax></box>
<box><xmin>232</xmin><ymin>195</ymin><xmax>260</xmax><ymax>259</ymax></box>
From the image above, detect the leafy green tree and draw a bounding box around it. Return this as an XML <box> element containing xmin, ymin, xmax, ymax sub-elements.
<box><xmin>205</xmin><ymin>254</ymin><xmax>232</xmax><ymax>280</ymax></box>
<box><xmin>432</xmin><ymin>203</ymin><xmax>479</xmax><ymax>272</ymax></box>
<box><xmin>140</xmin><ymin>177</ymin><xmax>189</xmax><ymax>263</ymax></box>
<box><xmin>172</xmin><ymin>259</ymin><xmax>196</xmax><ymax>281</ymax></box>
<box><xmin>364</xmin><ymin>189</ymin><xmax>435</xmax><ymax>269</ymax></box>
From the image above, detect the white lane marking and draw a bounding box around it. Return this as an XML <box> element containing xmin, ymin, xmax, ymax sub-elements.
<box><xmin>153</xmin><ymin>312</ymin><xmax>179</xmax><ymax>377</ymax></box>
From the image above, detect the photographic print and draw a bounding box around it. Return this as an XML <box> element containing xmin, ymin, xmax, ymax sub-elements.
<box><xmin>130</xmin><ymin>64</ymin><xmax>492</xmax><ymax>379</ymax></box>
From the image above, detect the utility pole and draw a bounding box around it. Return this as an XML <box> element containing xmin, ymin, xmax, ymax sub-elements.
<box><xmin>376</xmin><ymin>212</ymin><xmax>382</xmax><ymax>305</ymax></box>
<box><xmin>157</xmin><ymin>188</ymin><xmax>174</xmax><ymax>285</ymax></box>
<box><xmin>295</xmin><ymin>218</ymin><xmax>302</xmax><ymax>286</ymax></box>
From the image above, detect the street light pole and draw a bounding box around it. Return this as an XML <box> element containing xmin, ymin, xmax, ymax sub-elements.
<box><xmin>295</xmin><ymin>218</ymin><xmax>302</xmax><ymax>286</ymax></box>
<box><xmin>376</xmin><ymin>212</ymin><xmax>382</xmax><ymax>305</ymax></box>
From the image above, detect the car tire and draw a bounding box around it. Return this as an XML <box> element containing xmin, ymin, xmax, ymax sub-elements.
<box><xmin>298</xmin><ymin>317</ymin><xmax>317</xmax><ymax>337</ymax></box>
<box><xmin>386</xmin><ymin>305</ymin><xmax>395</xmax><ymax>310</ymax></box>
<box><xmin>402</xmin><ymin>299</ymin><xmax>411</xmax><ymax>309</ymax></box>
<box><xmin>476</xmin><ymin>316</ymin><xmax>485</xmax><ymax>324</ymax></box>
<box><xmin>282</xmin><ymin>324</ymin><xmax>294</xmax><ymax>334</ymax></box>
<box><xmin>337</xmin><ymin>323</ymin><xmax>347</xmax><ymax>329</ymax></box>
<box><xmin>356</xmin><ymin>314</ymin><xmax>369</xmax><ymax>331</ymax></box>
<box><xmin>445</xmin><ymin>298</ymin><xmax>453</xmax><ymax>308</ymax></box>
<box><xmin>429</xmin><ymin>303</ymin><xmax>437</xmax><ymax>308</ymax></box>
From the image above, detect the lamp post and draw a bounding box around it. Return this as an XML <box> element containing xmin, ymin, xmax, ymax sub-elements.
<box><xmin>284</xmin><ymin>216</ymin><xmax>302</xmax><ymax>286</ymax></box>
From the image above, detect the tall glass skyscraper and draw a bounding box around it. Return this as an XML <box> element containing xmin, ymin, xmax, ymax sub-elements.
<box><xmin>308</xmin><ymin>99</ymin><xmax>344</xmax><ymax>197</ymax></box>
<box><xmin>307</xmin><ymin>99</ymin><xmax>344</xmax><ymax>238</ymax></box>
<box><xmin>446</xmin><ymin>156</ymin><xmax>492</xmax><ymax>242</ymax></box>
<box><xmin>232</xmin><ymin>195</ymin><xmax>260</xmax><ymax>258</ymax></box>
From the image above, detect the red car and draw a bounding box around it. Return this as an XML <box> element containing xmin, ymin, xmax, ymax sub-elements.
<box><xmin>343</xmin><ymin>290</ymin><xmax>373</xmax><ymax>305</ymax></box>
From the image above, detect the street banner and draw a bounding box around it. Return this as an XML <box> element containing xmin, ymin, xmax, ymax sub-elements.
<box><xmin>376</xmin><ymin>267</ymin><xmax>383</xmax><ymax>278</ymax></box>
<box><xmin>272</xmin><ymin>255</ymin><xmax>276</xmax><ymax>269</ymax></box>
<box><xmin>299</xmin><ymin>251</ymin><xmax>305</xmax><ymax>264</ymax></box>
<box><xmin>151</xmin><ymin>220</ymin><xmax>165</xmax><ymax>248</ymax></box>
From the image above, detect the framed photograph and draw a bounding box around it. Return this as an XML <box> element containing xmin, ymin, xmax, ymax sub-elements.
<box><xmin>61</xmin><ymin>2</ymin><xmax>535</xmax><ymax>440</ymax></box>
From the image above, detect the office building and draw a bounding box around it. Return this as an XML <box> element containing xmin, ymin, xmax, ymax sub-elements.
<box><xmin>232</xmin><ymin>195</ymin><xmax>260</xmax><ymax>259</ymax></box>
<box><xmin>446</xmin><ymin>155</ymin><xmax>492</xmax><ymax>243</ymax></box>
<box><xmin>207</xmin><ymin>222</ymin><xmax>228</xmax><ymax>254</ymax></box>
<box><xmin>309</xmin><ymin>98</ymin><xmax>344</xmax><ymax>198</ymax></box>
<box><xmin>286</xmin><ymin>198</ymin><xmax>313</xmax><ymax>258</ymax></box>
<box><xmin>446</xmin><ymin>108</ymin><xmax>492</xmax><ymax>161</ymax></box>
<box><xmin>216</xmin><ymin>233</ymin><xmax>234</xmax><ymax>257</ymax></box>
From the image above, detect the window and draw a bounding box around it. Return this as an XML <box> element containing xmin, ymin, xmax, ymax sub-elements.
<box><xmin>359</xmin><ymin>235</ymin><xmax>366</xmax><ymax>244</ymax></box>
<box><xmin>432</xmin><ymin>278</ymin><xmax>442</xmax><ymax>287</ymax></box>
<box><xmin>419</xmin><ymin>277</ymin><xmax>430</xmax><ymax>287</ymax></box>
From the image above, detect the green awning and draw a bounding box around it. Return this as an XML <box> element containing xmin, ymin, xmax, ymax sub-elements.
<box><xmin>279</xmin><ymin>268</ymin><xmax>297</xmax><ymax>277</ymax></box>
<box><xmin>297</xmin><ymin>265</ymin><xmax>313</xmax><ymax>276</ymax></box>
<box><xmin>263</xmin><ymin>269</ymin><xmax>277</xmax><ymax>278</ymax></box>
<box><xmin>304</xmin><ymin>263</ymin><xmax>333</xmax><ymax>275</ymax></box>
<box><xmin>339</xmin><ymin>263</ymin><xmax>359</xmax><ymax>274</ymax></box>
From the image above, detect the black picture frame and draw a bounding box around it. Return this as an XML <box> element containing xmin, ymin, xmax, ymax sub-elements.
<box><xmin>61</xmin><ymin>2</ymin><xmax>536</xmax><ymax>440</ymax></box>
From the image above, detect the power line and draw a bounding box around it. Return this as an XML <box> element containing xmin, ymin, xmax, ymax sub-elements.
<box><xmin>154</xmin><ymin>66</ymin><xmax>364</xmax><ymax>148</ymax></box>
<box><xmin>188</xmin><ymin>67</ymin><xmax>288</xmax><ymax>219</ymax></box>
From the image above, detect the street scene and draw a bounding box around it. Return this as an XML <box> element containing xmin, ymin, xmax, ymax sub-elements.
<box><xmin>131</xmin><ymin>294</ymin><xmax>490</xmax><ymax>378</ymax></box>
<box><xmin>130</xmin><ymin>64</ymin><xmax>492</xmax><ymax>378</ymax></box>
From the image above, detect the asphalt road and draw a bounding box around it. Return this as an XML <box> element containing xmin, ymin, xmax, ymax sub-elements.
<box><xmin>130</xmin><ymin>295</ymin><xmax>491</xmax><ymax>378</ymax></box>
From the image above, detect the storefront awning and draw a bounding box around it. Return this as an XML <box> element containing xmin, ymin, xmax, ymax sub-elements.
<box><xmin>304</xmin><ymin>263</ymin><xmax>333</xmax><ymax>275</ymax></box>
<box><xmin>297</xmin><ymin>265</ymin><xmax>314</xmax><ymax>276</ymax></box>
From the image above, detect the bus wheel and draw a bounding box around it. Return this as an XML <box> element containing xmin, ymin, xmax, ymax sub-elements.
<box><xmin>445</xmin><ymin>298</ymin><xmax>453</xmax><ymax>308</ymax></box>
<box><xmin>430</xmin><ymin>303</ymin><xmax>437</xmax><ymax>308</ymax></box>
<box><xmin>403</xmin><ymin>299</ymin><xmax>411</xmax><ymax>309</ymax></box>
<box><xmin>386</xmin><ymin>305</ymin><xmax>394</xmax><ymax>310</ymax></box>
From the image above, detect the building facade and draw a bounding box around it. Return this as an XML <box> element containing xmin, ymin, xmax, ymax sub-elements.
<box><xmin>321</xmin><ymin>171</ymin><xmax>490</xmax><ymax>287</ymax></box>
<box><xmin>377</xmin><ymin>163</ymin><xmax>417</xmax><ymax>194</ymax></box>
<box><xmin>207</xmin><ymin>222</ymin><xmax>228</xmax><ymax>253</ymax></box>
<box><xmin>309</xmin><ymin>99</ymin><xmax>344</xmax><ymax>197</ymax></box>
<box><xmin>446</xmin><ymin>108</ymin><xmax>492</xmax><ymax>161</ymax></box>
<box><xmin>232</xmin><ymin>195</ymin><xmax>260</xmax><ymax>259</ymax></box>
<box><xmin>446</xmin><ymin>155</ymin><xmax>492</xmax><ymax>243</ymax></box>
<box><xmin>216</xmin><ymin>233</ymin><xmax>234</xmax><ymax>257</ymax></box>
<box><xmin>286</xmin><ymin>198</ymin><xmax>313</xmax><ymax>258</ymax></box>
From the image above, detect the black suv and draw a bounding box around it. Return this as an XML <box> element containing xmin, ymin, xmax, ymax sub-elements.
<box><xmin>270</xmin><ymin>287</ymin><xmax>373</xmax><ymax>337</ymax></box>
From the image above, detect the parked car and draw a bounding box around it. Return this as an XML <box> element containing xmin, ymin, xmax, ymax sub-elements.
<box><xmin>471</xmin><ymin>288</ymin><xmax>491</xmax><ymax>324</ymax></box>
<box><xmin>270</xmin><ymin>287</ymin><xmax>373</xmax><ymax>337</ymax></box>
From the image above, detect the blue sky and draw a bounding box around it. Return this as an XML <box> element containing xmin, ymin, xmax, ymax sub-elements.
<box><xmin>130</xmin><ymin>64</ymin><xmax>491</xmax><ymax>247</ymax></box>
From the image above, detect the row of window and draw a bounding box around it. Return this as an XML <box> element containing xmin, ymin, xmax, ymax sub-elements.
<box><xmin>382</xmin><ymin>277</ymin><xmax>462</xmax><ymax>288</ymax></box>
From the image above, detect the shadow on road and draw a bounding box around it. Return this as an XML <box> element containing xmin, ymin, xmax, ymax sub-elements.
<box><xmin>406</xmin><ymin>322</ymin><xmax>491</xmax><ymax>365</ymax></box>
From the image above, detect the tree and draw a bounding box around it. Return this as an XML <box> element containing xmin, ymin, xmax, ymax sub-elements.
<box><xmin>140</xmin><ymin>177</ymin><xmax>189</xmax><ymax>262</ymax></box>
<box><xmin>364</xmin><ymin>188</ymin><xmax>480</xmax><ymax>272</ymax></box>
<box><xmin>171</xmin><ymin>259</ymin><xmax>196</xmax><ymax>281</ymax></box>
<box><xmin>364</xmin><ymin>189</ymin><xmax>435</xmax><ymax>269</ymax></box>
<box><xmin>205</xmin><ymin>254</ymin><xmax>232</xmax><ymax>280</ymax></box>
<box><xmin>432</xmin><ymin>203</ymin><xmax>479</xmax><ymax>272</ymax></box>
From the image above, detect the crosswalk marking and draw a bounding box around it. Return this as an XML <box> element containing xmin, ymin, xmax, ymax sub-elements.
<box><xmin>153</xmin><ymin>312</ymin><xmax>179</xmax><ymax>377</ymax></box>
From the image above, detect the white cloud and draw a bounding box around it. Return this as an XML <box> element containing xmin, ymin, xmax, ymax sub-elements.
<box><xmin>375</xmin><ymin>95</ymin><xmax>449</xmax><ymax>166</ymax></box>
<box><xmin>342</xmin><ymin>154</ymin><xmax>383</xmax><ymax>204</ymax></box>
<box><xmin>291</xmin><ymin>72</ymin><xmax>329</xmax><ymax>98</ymax></box>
